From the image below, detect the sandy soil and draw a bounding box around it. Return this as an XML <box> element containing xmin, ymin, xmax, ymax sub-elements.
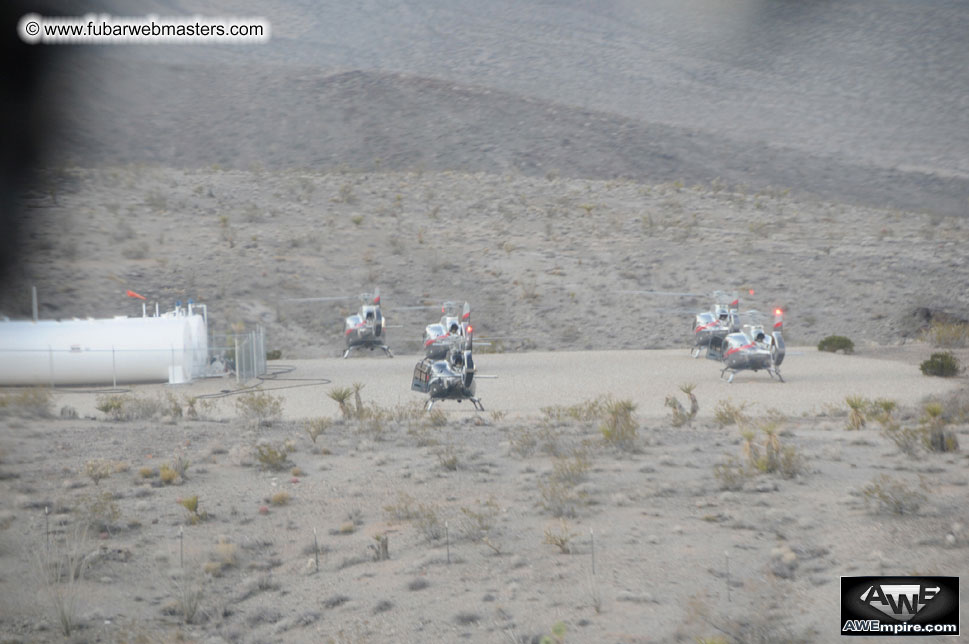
<box><xmin>0</xmin><ymin>359</ymin><xmax>967</xmax><ymax>643</ymax></box>
<box><xmin>2</xmin><ymin>166</ymin><xmax>969</xmax><ymax>644</ymax></box>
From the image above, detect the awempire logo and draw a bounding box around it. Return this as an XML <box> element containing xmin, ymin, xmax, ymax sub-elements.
<box><xmin>842</xmin><ymin>576</ymin><xmax>959</xmax><ymax>636</ymax></box>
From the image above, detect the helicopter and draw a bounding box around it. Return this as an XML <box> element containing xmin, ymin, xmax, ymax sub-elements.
<box><xmin>422</xmin><ymin>301</ymin><xmax>471</xmax><ymax>359</ymax></box>
<box><xmin>341</xmin><ymin>288</ymin><xmax>393</xmax><ymax>358</ymax></box>
<box><xmin>706</xmin><ymin>308</ymin><xmax>786</xmax><ymax>382</ymax></box>
<box><xmin>285</xmin><ymin>288</ymin><xmax>393</xmax><ymax>358</ymax></box>
<box><xmin>412</xmin><ymin>315</ymin><xmax>483</xmax><ymax>411</ymax></box>
<box><xmin>691</xmin><ymin>297</ymin><xmax>742</xmax><ymax>358</ymax></box>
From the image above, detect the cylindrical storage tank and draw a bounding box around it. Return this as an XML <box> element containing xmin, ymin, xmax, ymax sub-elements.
<box><xmin>0</xmin><ymin>314</ymin><xmax>208</xmax><ymax>386</ymax></box>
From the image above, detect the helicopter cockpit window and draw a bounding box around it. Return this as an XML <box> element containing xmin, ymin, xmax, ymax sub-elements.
<box><xmin>449</xmin><ymin>322</ymin><xmax>459</xmax><ymax>334</ymax></box>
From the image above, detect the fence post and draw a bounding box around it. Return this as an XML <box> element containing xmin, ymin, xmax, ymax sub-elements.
<box><xmin>250</xmin><ymin>331</ymin><xmax>257</xmax><ymax>380</ymax></box>
<box><xmin>234</xmin><ymin>336</ymin><xmax>240</xmax><ymax>384</ymax></box>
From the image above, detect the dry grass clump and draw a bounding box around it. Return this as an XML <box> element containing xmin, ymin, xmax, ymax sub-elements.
<box><xmin>235</xmin><ymin>391</ymin><xmax>283</xmax><ymax>428</ymax></box>
<box><xmin>0</xmin><ymin>387</ymin><xmax>52</xmax><ymax>418</ymax></box>
<box><xmin>205</xmin><ymin>536</ymin><xmax>238</xmax><ymax>577</ymax></box>
<box><xmin>541</xmin><ymin>398</ymin><xmax>606</xmax><ymax>424</ymax></box>
<box><xmin>270</xmin><ymin>491</ymin><xmax>291</xmax><ymax>506</ymax></box>
<box><xmin>383</xmin><ymin>491</ymin><xmax>446</xmax><ymax>542</ymax></box>
<box><xmin>96</xmin><ymin>393</ymin><xmax>179</xmax><ymax>421</ymax></box>
<box><xmin>861</xmin><ymin>475</ymin><xmax>927</xmax><ymax>515</ymax></box>
<box><xmin>254</xmin><ymin>444</ymin><xmax>291</xmax><ymax>471</ymax></box>
<box><xmin>922</xmin><ymin>320</ymin><xmax>969</xmax><ymax>348</ymax></box>
<box><xmin>714</xmin><ymin>400</ymin><xmax>749</xmax><ymax>427</ymax></box>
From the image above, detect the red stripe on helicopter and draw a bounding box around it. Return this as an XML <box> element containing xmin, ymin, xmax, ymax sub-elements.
<box><xmin>346</xmin><ymin>322</ymin><xmax>366</xmax><ymax>335</ymax></box>
<box><xmin>694</xmin><ymin>321</ymin><xmax>716</xmax><ymax>333</ymax></box>
<box><xmin>725</xmin><ymin>343</ymin><xmax>755</xmax><ymax>357</ymax></box>
<box><xmin>774</xmin><ymin>320</ymin><xmax>783</xmax><ymax>329</ymax></box>
<box><xmin>462</xmin><ymin>312</ymin><xmax>470</xmax><ymax>320</ymax></box>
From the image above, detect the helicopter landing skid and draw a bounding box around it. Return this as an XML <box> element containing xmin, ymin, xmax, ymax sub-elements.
<box><xmin>425</xmin><ymin>397</ymin><xmax>485</xmax><ymax>412</ymax></box>
<box><xmin>343</xmin><ymin>345</ymin><xmax>394</xmax><ymax>359</ymax></box>
<box><xmin>720</xmin><ymin>368</ymin><xmax>735</xmax><ymax>384</ymax></box>
<box><xmin>691</xmin><ymin>346</ymin><xmax>701</xmax><ymax>359</ymax></box>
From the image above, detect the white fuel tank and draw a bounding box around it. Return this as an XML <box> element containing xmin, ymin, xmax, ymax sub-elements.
<box><xmin>0</xmin><ymin>312</ymin><xmax>208</xmax><ymax>386</ymax></box>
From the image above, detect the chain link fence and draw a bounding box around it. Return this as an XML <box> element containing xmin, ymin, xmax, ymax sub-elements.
<box><xmin>207</xmin><ymin>326</ymin><xmax>266</xmax><ymax>383</ymax></box>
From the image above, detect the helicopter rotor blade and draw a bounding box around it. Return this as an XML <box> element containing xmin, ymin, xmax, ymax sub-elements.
<box><xmin>284</xmin><ymin>296</ymin><xmax>354</xmax><ymax>303</ymax></box>
<box><xmin>619</xmin><ymin>290</ymin><xmax>707</xmax><ymax>297</ymax></box>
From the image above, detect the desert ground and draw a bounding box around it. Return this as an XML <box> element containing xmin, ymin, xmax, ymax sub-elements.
<box><xmin>1</xmin><ymin>168</ymin><xmax>968</xmax><ymax>644</ymax></box>
<box><xmin>4</xmin><ymin>1</ymin><xmax>969</xmax><ymax>641</ymax></box>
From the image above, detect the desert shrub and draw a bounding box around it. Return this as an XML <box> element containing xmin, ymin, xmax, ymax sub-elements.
<box><xmin>539</xmin><ymin>478</ymin><xmax>585</xmax><ymax>518</ymax></box>
<box><xmin>600</xmin><ymin>398</ymin><xmax>638</xmax><ymax>449</ymax></box>
<box><xmin>844</xmin><ymin>396</ymin><xmax>869</xmax><ymax>430</ymax></box>
<box><xmin>236</xmin><ymin>391</ymin><xmax>283</xmax><ymax>427</ymax></box>
<box><xmin>265</xmin><ymin>349</ymin><xmax>282</xmax><ymax>360</ymax></box>
<box><xmin>665</xmin><ymin>384</ymin><xmax>699</xmax><ymax>428</ymax></box>
<box><xmin>551</xmin><ymin>448</ymin><xmax>591</xmax><ymax>486</ymax></box>
<box><xmin>383</xmin><ymin>491</ymin><xmax>419</xmax><ymax>521</ymax></box>
<box><xmin>414</xmin><ymin>503</ymin><xmax>446</xmax><ymax>542</ymax></box>
<box><xmin>922</xmin><ymin>320</ymin><xmax>969</xmax><ymax>348</ymax></box>
<box><xmin>81</xmin><ymin>491</ymin><xmax>121</xmax><ymax>533</ymax></box>
<box><xmin>270</xmin><ymin>491</ymin><xmax>291</xmax><ymax>506</ymax></box>
<box><xmin>862</xmin><ymin>475</ymin><xmax>926</xmax><ymax>515</ymax></box>
<box><xmin>542</xmin><ymin>398</ymin><xmax>605</xmax><ymax>424</ymax></box>
<box><xmin>34</xmin><ymin>523</ymin><xmax>89</xmax><ymax>636</ymax></box>
<box><xmin>739</xmin><ymin>423</ymin><xmax>803</xmax><ymax>479</ymax></box>
<box><xmin>713</xmin><ymin>457</ymin><xmax>749</xmax><ymax>491</ymax></box>
<box><xmin>255</xmin><ymin>444</ymin><xmax>291</xmax><ymax>471</ymax></box>
<box><xmin>920</xmin><ymin>402</ymin><xmax>959</xmax><ymax>452</ymax></box>
<box><xmin>0</xmin><ymin>387</ymin><xmax>52</xmax><ymax>417</ymax></box>
<box><xmin>818</xmin><ymin>335</ymin><xmax>854</xmax><ymax>354</ymax></box>
<box><xmin>83</xmin><ymin>459</ymin><xmax>114</xmax><ymax>485</ymax></box>
<box><xmin>425</xmin><ymin>407</ymin><xmax>447</xmax><ymax>427</ymax></box>
<box><xmin>178</xmin><ymin>495</ymin><xmax>207</xmax><ymax>524</ymax></box>
<box><xmin>543</xmin><ymin>520</ymin><xmax>576</xmax><ymax>554</ymax></box>
<box><xmin>458</xmin><ymin>497</ymin><xmax>502</xmax><ymax>553</ymax></box>
<box><xmin>714</xmin><ymin>400</ymin><xmax>749</xmax><ymax>427</ymax></box>
<box><xmin>327</xmin><ymin>383</ymin><xmax>379</xmax><ymax>422</ymax></box>
<box><xmin>882</xmin><ymin>423</ymin><xmax>924</xmax><ymax>458</ymax></box>
<box><xmin>508</xmin><ymin>425</ymin><xmax>539</xmax><ymax>457</ymax></box>
<box><xmin>920</xmin><ymin>352</ymin><xmax>960</xmax><ymax>377</ymax></box>
<box><xmin>95</xmin><ymin>394</ymin><xmax>168</xmax><ymax>421</ymax></box>
<box><xmin>159</xmin><ymin>465</ymin><xmax>177</xmax><ymax>485</ymax></box>
<box><xmin>433</xmin><ymin>443</ymin><xmax>460</xmax><ymax>471</ymax></box>
<box><xmin>305</xmin><ymin>417</ymin><xmax>330</xmax><ymax>444</ymax></box>
<box><xmin>165</xmin><ymin>566</ymin><xmax>206</xmax><ymax>624</ymax></box>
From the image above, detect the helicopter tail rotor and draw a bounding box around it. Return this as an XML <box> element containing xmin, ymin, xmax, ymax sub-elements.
<box><xmin>771</xmin><ymin>308</ymin><xmax>786</xmax><ymax>367</ymax></box>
